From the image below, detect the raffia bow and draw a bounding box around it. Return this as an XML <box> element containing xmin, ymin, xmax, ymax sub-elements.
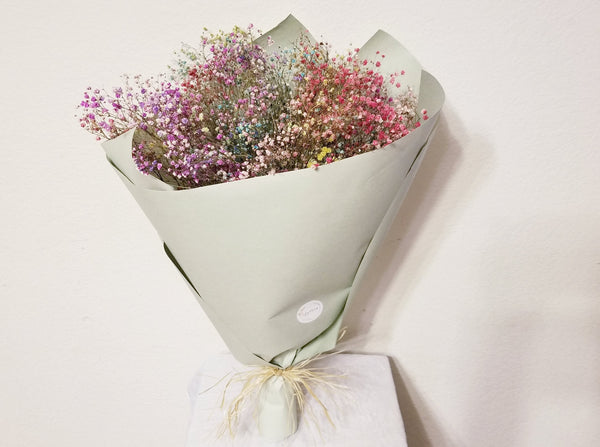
<box><xmin>219</xmin><ymin>330</ymin><xmax>349</xmax><ymax>438</ymax></box>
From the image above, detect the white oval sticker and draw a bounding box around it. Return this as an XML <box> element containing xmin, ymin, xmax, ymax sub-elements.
<box><xmin>296</xmin><ymin>300</ymin><xmax>323</xmax><ymax>324</ymax></box>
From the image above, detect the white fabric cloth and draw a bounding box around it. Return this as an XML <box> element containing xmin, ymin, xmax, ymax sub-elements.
<box><xmin>185</xmin><ymin>353</ymin><xmax>408</xmax><ymax>447</ymax></box>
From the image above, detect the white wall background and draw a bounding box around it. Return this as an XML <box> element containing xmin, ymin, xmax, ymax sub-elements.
<box><xmin>2</xmin><ymin>1</ymin><xmax>599</xmax><ymax>446</ymax></box>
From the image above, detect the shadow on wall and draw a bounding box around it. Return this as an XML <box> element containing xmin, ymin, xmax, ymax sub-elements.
<box><xmin>354</xmin><ymin>112</ymin><xmax>599</xmax><ymax>447</ymax></box>
<box><xmin>342</xmin><ymin>109</ymin><xmax>465</xmax><ymax>447</ymax></box>
<box><xmin>342</xmin><ymin>104</ymin><xmax>494</xmax><ymax>446</ymax></box>
<box><xmin>389</xmin><ymin>359</ymin><xmax>461</xmax><ymax>447</ymax></box>
<box><xmin>343</xmin><ymin>104</ymin><xmax>470</xmax><ymax>342</ymax></box>
<box><xmin>386</xmin><ymin>108</ymin><xmax>468</xmax><ymax>447</ymax></box>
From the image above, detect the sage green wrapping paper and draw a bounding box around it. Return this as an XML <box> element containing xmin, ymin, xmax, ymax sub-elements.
<box><xmin>257</xmin><ymin>376</ymin><xmax>299</xmax><ymax>441</ymax></box>
<box><xmin>101</xmin><ymin>15</ymin><xmax>444</xmax><ymax>440</ymax></box>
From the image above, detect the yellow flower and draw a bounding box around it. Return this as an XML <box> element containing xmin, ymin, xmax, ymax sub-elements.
<box><xmin>317</xmin><ymin>146</ymin><xmax>332</xmax><ymax>161</ymax></box>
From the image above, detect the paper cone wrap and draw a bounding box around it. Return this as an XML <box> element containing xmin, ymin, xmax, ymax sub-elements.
<box><xmin>100</xmin><ymin>15</ymin><xmax>444</xmax><ymax>439</ymax></box>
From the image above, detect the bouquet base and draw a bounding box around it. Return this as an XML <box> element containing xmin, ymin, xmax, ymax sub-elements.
<box><xmin>186</xmin><ymin>353</ymin><xmax>407</xmax><ymax>446</ymax></box>
<box><xmin>257</xmin><ymin>375</ymin><xmax>299</xmax><ymax>441</ymax></box>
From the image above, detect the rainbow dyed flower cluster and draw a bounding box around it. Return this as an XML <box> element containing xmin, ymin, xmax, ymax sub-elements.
<box><xmin>78</xmin><ymin>25</ymin><xmax>422</xmax><ymax>188</ymax></box>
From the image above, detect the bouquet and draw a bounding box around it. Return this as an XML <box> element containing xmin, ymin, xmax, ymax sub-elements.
<box><xmin>78</xmin><ymin>15</ymin><xmax>444</xmax><ymax>440</ymax></box>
